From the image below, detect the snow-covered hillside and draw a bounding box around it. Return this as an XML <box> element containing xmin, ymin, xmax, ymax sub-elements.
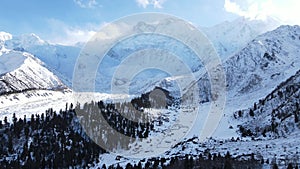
<box><xmin>202</xmin><ymin>17</ymin><xmax>280</xmax><ymax>58</ymax></box>
<box><xmin>234</xmin><ymin>68</ymin><xmax>300</xmax><ymax>138</ymax></box>
<box><xmin>0</xmin><ymin>50</ymin><xmax>65</xmax><ymax>95</ymax></box>
<box><xmin>226</xmin><ymin>25</ymin><xmax>300</xmax><ymax>96</ymax></box>
<box><xmin>197</xmin><ymin>25</ymin><xmax>300</xmax><ymax>103</ymax></box>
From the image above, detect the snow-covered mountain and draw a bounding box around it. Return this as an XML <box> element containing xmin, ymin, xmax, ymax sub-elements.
<box><xmin>226</xmin><ymin>25</ymin><xmax>300</xmax><ymax>96</ymax></box>
<box><xmin>197</xmin><ymin>25</ymin><xmax>300</xmax><ymax>103</ymax></box>
<box><xmin>0</xmin><ymin>49</ymin><xmax>65</xmax><ymax>95</ymax></box>
<box><xmin>202</xmin><ymin>17</ymin><xmax>281</xmax><ymax>58</ymax></box>
<box><xmin>1</xmin><ymin>17</ymin><xmax>281</xmax><ymax>94</ymax></box>
<box><xmin>1</xmin><ymin>23</ymin><xmax>300</xmax><ymax>168</ymax></box>
<box><xmin>4</xmin><ymin>33</ymin><xmax>81</xmax><ymax>85</ymax></box>
<box><xmin>91</xmin><ymin>17</ymin><xmax>282</xmax><ymax>95</ymax></box>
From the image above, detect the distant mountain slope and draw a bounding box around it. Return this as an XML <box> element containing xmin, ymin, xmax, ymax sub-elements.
<box><xmin>0</xmin><ymin>17</ymin><xmax>280</xmax><ymax>92</ymax></box>
<box><xmin>0</xmin><ymin>50</ymin><xmax>65</xmax><ymax>95</ymax></box>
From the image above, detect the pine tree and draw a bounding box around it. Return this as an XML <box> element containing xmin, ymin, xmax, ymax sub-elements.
<box><xmin>294</xmin><ymin>110</ymin><xmax>299</xmax><ymax>123</ymax></box>
<box><xmin>224</xmin><ymin>159</ymin><xmax>233</xmax><ymax>169</ymax></box>
<box><xmin>225</xmin><ymin>151</ymin><xmax>231</xmax><ymax>159</ymax></box>
<box><xmin>4</xmin><ymin>116</ymin><xmax>8</xmax><ymax>125</ymax></box>
<box><xmin>238</xmin><ymin>110</ymin><xmax>242</xmax><ymax>117</ymax></box>
<box><xmin>12</xmin><ymin>113</ymin><xmax>17</xmax><ymax>125</ymax></box>
<box><xmin>287</xmin><ymin>163</ymin><xmax>293</xmax><ymax>169</ymax></box>
<box><xmin>249</xmin><ymin>109</ymin><xmax>254</xmax><ymax>117</ymax></box>
<box><xmin>126</xmin><ymin>163</ymin><xmax>133</xmax><ymax>169</ymax></box>
<box><xmin>8</xmin><ymin>136</ymin><xmax>13</xmax><ymax>153</ymax></box>
<box><xmin>208</xmin><ymin>153</ymin><xmax>212</xmax><ymax>160</ymax></box>
<box><xmin>272</xmin><ymin>163</ymin><xmax>279</xmax><ymax>169</ymax></box>
<box><xmin>254</xmin><ymin>102</ymin><xmax>257</xmax><ymax>110</ymax></box>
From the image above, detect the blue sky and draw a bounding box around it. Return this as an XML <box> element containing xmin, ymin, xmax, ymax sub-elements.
<box><xmin>0</xmin><ymin>0</ymin><xmax>298</xmax><ymax>45</ymax></box>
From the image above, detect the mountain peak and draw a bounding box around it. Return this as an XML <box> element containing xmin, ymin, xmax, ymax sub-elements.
<box><xmin>275</xmin><ymin>25</ymin><xmax>300</xmax><ymax>32</ymax></box>
<box><xmin>19</xmin><ymin>33</ymin><xmax>46</xmax><ymax>45</ymax></box>
<box><xmin>256</xmin><ymin>25</ymin><xmax>300</xmax><ymax>42</ymax></box>
<box><xmin>4</xmin><ymin>33</ymin><xmax>46</xmax><ymax>50</ymax></box>
<box><xmin>0</xmin><ymin>31</ymin><xmax>12</xmax><ymax>42</ymax></box>
<box><xmin>201</xmin><ymin>16</ymin><xmax>281</xmax><ymax>59</ymax></box>
<box><xmin>0</xmin><ymin>32</ymin><xmax>12</xmax><ymax>55</ymax></box>
<box><xmin>0</xmin><ymin>50</ymin><xmax>64</xmax><ymax>94</ymax></box>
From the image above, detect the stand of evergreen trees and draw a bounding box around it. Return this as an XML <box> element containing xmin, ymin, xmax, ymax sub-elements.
<box><xmin>0</xmin><ymin>95</ymin><xmax>157</xmax><ymax>168</ymax></box>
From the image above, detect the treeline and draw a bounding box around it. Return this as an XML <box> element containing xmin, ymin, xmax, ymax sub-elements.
<box><xmin>75</xmin><ymin>100</ymin><xmax>156</xmax><ymax>152</ymax></box>
<box><xmin>0</xmin><ymin>104</ymin><xmax>104</xmax><ymax>168</ymax></box>
<box><xmin>105</xmin><ymin>152</ymin><xmax>264</xmax><ymax>169</ymax></box>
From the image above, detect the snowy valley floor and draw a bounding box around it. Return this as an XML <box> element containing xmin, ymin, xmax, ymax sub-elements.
<box><xmin>0</xmin><ymin>89</ymin><xmax>299</xmax><ymax>168</ymax></box>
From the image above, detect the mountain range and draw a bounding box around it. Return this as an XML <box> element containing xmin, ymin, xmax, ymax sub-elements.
<box><xmin>0</xmin><ymin>17</ymin><xmax>299</xmax><ymax>168</ymax></box>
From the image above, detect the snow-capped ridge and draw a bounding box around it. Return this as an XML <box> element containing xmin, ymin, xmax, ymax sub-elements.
<box><xmin>0</xmin><ymin>31</ymin><xmax>12</xmax><ymax>41</ymax></box>
<box><xmin>256</xmin><ymin>25</ymin><xmax>300</xmax><ymax>40</ymax></box>
<box><xmin>0</xmin><ymin>32</ymin><xmax>12</xmax><ymax>55</ymax></box>
<box><xmin>201</xmin><ymin>16</ymin><xmax>281</xmax><ymax>58</ymax></box>
<box><xmin>3</xmin><ymin>33</ymin><xmax>81</xmax><ymax>85</ymax></box>
<box><xmin>5</xmin><ymin>33</ymin><xmax>46</xmax><ymax>49</ymax></box>
<box><xmin>226</xmin><ymin>24</ymin><xmax>300</xmax><ymax>92</ymax></box>
<box><xmin>0</xmin><ymin>50</ymin><xmax>65</xmax><ymax>95</ymax></box>
<box><xmin>194</xmin><ymin>24</ymin><xmax>300</xmax><ymax>104</ymax></box>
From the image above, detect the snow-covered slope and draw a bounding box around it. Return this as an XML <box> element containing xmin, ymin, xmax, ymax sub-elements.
<box><xmin>226</xmin><ymin>25</ymin><xmax>300</xmax><ymax>96</ymax></box>
<box><xmin>234</xmin><ymin>68</ymin><xmax>300</xmax><ymax>138</ymax></box>
<box><xmin>197</xmin><ymin>25</ymin><xmax>300</xmax><ymax>103</ymax></box>
<box><xmin>202</xmin><ymin>17</ymin><xmax>280</xmax><ymax>58</ymax></box>
<box><xmin>190</xmin><ymin>25</ymin><xmax>300</xmax><ymax>141</ymax></box>
<box><xmin>0</xmin><ymin>50</ymin><xmax>65</xmax><ymax>95</ymax></box>
<box><xmin>4</xmin><ymin>34</ymin><xmax>81</xmax><ymax>85</ymax></box>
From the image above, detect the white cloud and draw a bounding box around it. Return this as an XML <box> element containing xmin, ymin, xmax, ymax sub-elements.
<box><xmin>136</xmin><ymin>0</ymin><xmax>166</xmax><ymax>8</ymax></box>
<box><xmin>224</xmin><ymin>0</ymin><xmax>300</xmax><ymax>25</ymax></box>
<box><xmin>46</xmin><ymin>19</ymin><xmax>102</xmax><ymax>45</ymax></box>
<box><xmin>74</xmin><ymin>0</ymin><xmax>99</xmax><ymax>8</ymax></box>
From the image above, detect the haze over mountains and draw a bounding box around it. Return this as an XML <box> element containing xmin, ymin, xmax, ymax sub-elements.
<box><xmin>0</xmin><ymin>17</ymin><xmax>282</xmax><ymax>92</ymax></box>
